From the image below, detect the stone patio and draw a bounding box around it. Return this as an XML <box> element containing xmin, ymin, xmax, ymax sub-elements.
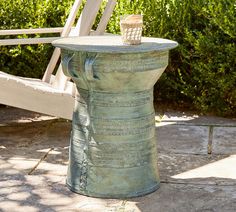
<box><xmin>0</xmin><ymin>107</ymin><xmax>236</xmax><ymax>212</ymax></box>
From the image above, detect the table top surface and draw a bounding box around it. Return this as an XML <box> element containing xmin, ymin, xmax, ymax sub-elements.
<box><xmin>52</xmin><ymin>35</ymin><xmax>178</xmax><ymax>53</ymax></box>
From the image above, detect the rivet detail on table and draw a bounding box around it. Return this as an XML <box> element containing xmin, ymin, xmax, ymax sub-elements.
<box><xmin>53</xmin><ymin>36</ymin><xmax>178</xmax><ymax>198</ymax></box>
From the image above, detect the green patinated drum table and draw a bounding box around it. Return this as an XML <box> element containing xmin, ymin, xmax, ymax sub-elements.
<box><xmin>53</xmin><ymin>36</ymin><xmax>178</xmax><ymax>198</ymax></box>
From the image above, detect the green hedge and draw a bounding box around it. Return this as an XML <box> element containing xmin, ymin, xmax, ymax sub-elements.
<box><xmin>0</xmin><ymin>0</ymin><xmax>74</xmax><ymax>77</ymax></box>
<box><xmin>106</xmin><ymin>0</ymin><xmax>236</xmax><ymax>116</ymax></box>
<box><xmin>1</xmin><ymin>0</ymin><xmax>236</xmax><ymax>116</ymax></box>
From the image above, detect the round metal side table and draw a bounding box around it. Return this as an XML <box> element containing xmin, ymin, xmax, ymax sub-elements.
<box><xmin>53</xmin><ymin>36</ymin><xmax>178</xmax><ymax>198</ymax></box>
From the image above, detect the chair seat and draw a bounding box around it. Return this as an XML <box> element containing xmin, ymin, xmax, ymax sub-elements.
<box><xmin>0</xmin><ymin>71</ymin><xmax>75</xmax><ymax>120</ymax></box>
<box><xmin>0</xmin><ymin>71</ymin><xmax>73</xmax><ymax>95</ymax></box>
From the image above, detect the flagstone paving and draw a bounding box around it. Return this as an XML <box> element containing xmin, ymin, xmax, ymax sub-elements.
<box><xmin>0</xmin><ymin>107</ymin><xmax>236</xmax><ymax>212</ymax></box>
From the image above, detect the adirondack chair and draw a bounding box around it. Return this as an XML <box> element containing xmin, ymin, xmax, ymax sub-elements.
<box><xmin>0</xmin><ymin>0</ymin><xmax>116</xmax><ymax>120</ymax></box>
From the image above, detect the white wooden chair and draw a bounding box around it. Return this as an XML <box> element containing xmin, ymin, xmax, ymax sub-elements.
<box><xmin>0</xmin><ymin>0</ymin><xmax>116</xmax><ymax>120</ymax></box>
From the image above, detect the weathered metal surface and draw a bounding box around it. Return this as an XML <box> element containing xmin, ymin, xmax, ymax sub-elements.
<box><xmin>53</xmin><ymin>36</ymin><xmax>177</xmax><ymax>198</ymax></box>
<box><xmin>53</xmin><ymin>35</ymin><xmax>178</xmax><ymax>53</ymax></box>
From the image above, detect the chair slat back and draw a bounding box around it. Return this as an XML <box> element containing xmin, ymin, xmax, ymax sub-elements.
<box><xmin>51</xmin><ymin>0</ymin><xmax>117</xmax><ymax>91</ymax></box>
<box><xmin>42</xmin><ymin>0</ymin><xmax>83</xmax><ymax>83</ymax></box>
<box><xmin>74</xmin><ymin>0</ymin><xmax>103</xmax><ymax>36</ymax></box>
<box><xmin>50</xmin><ymin>0</ymin><xmax>103</xmax><ymax>91</ymax></box>
<box><xmin>94</xmin><ymin>0</ymin><xmax>117</xmax><ymax>35</ymax></box>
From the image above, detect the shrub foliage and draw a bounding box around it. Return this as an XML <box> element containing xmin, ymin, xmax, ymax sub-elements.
<box><xmin>0</xmin><ymin>0</ymin><xmax>235</xmax><ymax>116</ymax></box>
<box><xmin>0</xmin><ymin>0</ymin><xmax>74</xmax><ymax>77</ymax></box>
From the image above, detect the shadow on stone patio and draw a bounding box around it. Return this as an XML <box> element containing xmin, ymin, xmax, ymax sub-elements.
<box><xmin>0</xmin><ymin>107</ymin><xmax>236</xmax><ymax>211</ymax></box>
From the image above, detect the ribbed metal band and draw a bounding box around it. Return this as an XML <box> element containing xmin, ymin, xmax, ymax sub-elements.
<box><xmin>63</xmin><ymin>50</ymin><xmax>169</xmax><ymax>198</ymax></box>
<box><xmin>67</xmin><ymin>89</ymin><xmax>160</xmax><ymax>198</ymax></box>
